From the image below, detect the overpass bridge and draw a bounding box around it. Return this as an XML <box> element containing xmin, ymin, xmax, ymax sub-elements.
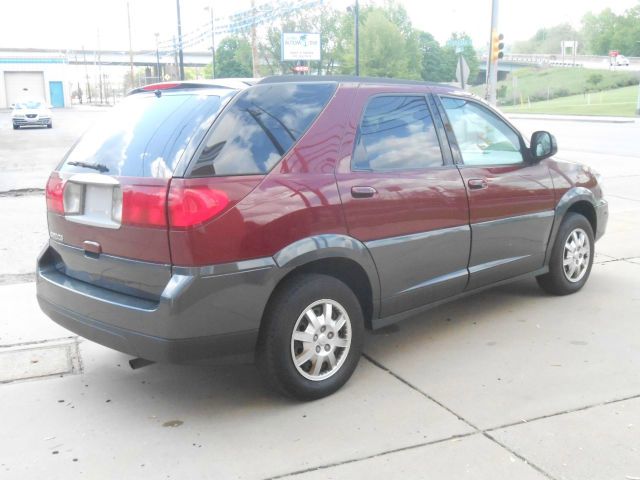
<box><xmin>0</xmin><ymin>47</ymin><xmax>211</xmax><ymax>68</ymax></box>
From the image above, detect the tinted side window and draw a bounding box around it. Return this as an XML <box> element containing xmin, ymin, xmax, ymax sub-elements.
<box><xmin>189</xmin><ymin>83</ymin><xmax>337</xmax><ymax>177</ymax></box>
<box><xmin>440</xmin><ymin>97</ymin><xmax>523</xmax><ymax>166</ymax></box>
<box><xmin>352</xmin><ymin>96</ymin><xmax>443</xmax><ymax>171</ymax></box>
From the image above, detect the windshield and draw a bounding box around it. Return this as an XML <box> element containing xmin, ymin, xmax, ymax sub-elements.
<box><xmin>15</xmin><ymin>101</ymin><xmax>43</xmax><ymax>109</ymax></box>
<box><xmin>59</xmin><ymin>92</ymin><xmax>222</xmax><ymax>178</ymax></box>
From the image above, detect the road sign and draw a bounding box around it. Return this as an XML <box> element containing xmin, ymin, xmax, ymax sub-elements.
<box><xmin>281</xmin><ymin>32</ymin><xmax>321</xmax><ymax>61</ymax></box>
<box><xmin>447</xmin><ymin>38</ymin><xmax>472</xmax><ymax>49</ymax></box>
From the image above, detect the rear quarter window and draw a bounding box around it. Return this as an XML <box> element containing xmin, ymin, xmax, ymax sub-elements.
<box><xmin>188</xmin><ymin>83</ymin><xmax>337</xmax><ymax>177</ymax></box>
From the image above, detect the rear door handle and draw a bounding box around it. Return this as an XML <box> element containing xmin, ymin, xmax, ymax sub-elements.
<box><xmin>467</xmin><ymin>178</ymin><xmax>488</xmax><ymax>190</ymax></box>
<box><xmin>351</xmin><ymin>186</ymin><xmax>377</xmax><ymax>198</ymax></box>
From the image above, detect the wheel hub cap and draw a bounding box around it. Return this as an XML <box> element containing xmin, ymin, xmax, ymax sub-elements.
<box><xmin>290</xmin><ymin>299</ymin><xmax>352</xmax><ymax>382</ymax></box>
<box><xmin>562</xmin><ymin>228</ymin><xmax>590</xmax><ymax>283</ymax></box>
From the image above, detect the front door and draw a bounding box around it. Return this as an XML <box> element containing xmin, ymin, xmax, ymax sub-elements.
<box><xmin>336</xmin><ymin>89</ymin><xmax>470</xmax><ymax>318</ymax></box>
<box><xmin>438</xmin><ymin>95</ymin><xmax>555</xmax><ymax>290</ymax></box>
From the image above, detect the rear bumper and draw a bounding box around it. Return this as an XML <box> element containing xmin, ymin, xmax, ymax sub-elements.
<box><xmin>595</xmin><ymin>198</ymin><xmax>608</xmax><ymax>241</ymax></box>
<box><xmin>36</xmin><ymin>243</ymin><xmax>278</xmax><ymax>363</ymax></box>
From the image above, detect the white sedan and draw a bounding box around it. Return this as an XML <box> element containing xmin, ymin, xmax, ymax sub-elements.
<box><xmin>12</xmin><ymin>100</ymin><xmax>53</xmax><ymax>129</ymax></box>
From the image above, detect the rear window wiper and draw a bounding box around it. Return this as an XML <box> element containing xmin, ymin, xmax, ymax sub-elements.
<box><xmin>67</xmin><ymin>161</ymin><xmax>109</xmax><ymax>173</ymax></box>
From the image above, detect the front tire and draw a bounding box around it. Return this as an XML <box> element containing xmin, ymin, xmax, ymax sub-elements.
<box><xmin>537</xmin><ymin>212</ymin><xmax>594</xmax><ymax>295</ymax></box>
<box><xmin>13</xmin><ymin>124</ymin><xmax>19</xmax><ymax>130</ymax></box>
<box><xmin>257</xmin><ymin>273</ymin><xmax>364</xmax><ymax>401</ymax></box>
<box><xmin>46</xmin><ymin>122</ymin><xmax>53</xmax><ymax>129</ymax></box>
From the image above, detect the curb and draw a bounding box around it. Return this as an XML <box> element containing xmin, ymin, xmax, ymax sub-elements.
<box><xmin>506</xmin><ymin>114</ymin><xmax>636</xmax><ymax>124</ymax></box>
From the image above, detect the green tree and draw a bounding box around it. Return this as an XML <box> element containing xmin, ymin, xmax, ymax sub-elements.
<box><xmin>418</xmin><ymin>31</ymin><xmax>450</xmax><ymax>82</ymax></box>
<box><xmin>207</xmin><ymin>37</ymin><xmax>252</xmax><ymax>78</ymax></box>
<box><xmin>512</xmin><ymin>23</ymin><xmax>582</xmax><ymax>54</ymax></box>
<box><xmin>582</xmin><ymin>5</ymin><xmax>640</xmax><ymax>56</ymax></box>
<box><xmin>358</xmin><ymin>9</ymin><xmax>410</xmax><ymax>77</ymax></box>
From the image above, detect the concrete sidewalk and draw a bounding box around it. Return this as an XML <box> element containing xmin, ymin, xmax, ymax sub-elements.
<box><xmin>1</xmin><ymin>251</ymin><xmax>639</xmax><ymax>479</ymax></box>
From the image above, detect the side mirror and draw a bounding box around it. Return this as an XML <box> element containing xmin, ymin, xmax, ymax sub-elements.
<box><xmin>530</xmin><ymin>131</ymin><xmax>557</xmax><ymax>161</ymax></box>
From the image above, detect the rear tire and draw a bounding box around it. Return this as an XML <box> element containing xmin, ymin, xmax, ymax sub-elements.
<box><xmin>257</xmin><ymin>273</ymin><xmax>364</xmax><ymax>401</ymax></box>
<box><xmin>537</xmin><ymin>212</ymin><xmax>594</xmax><ymax>295</ymax></box>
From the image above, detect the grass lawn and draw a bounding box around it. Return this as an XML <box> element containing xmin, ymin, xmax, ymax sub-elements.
<box><xmin>471</xmin><ymin>67</ymin><xmax>640</xmax><ymax>105</ymax></box>
<box><xmin>501</xmin><ymin>85</ymin><xmax>640</xmax><ymax>117</ymax></box>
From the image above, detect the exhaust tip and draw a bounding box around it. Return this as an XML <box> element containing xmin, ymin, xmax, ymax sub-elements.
<box><xmin>129</xmin><ymin>357</ymin><xmax>155</xmax><ymax>370</ymax></box>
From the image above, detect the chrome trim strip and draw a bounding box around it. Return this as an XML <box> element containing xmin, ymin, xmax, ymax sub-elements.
<box><xmin>365</xmin><ymin>224</ymin><xmax>470</xmax><ymax>249</ymax></box>
<box><xmin>469</xmin><ymin>255</ymin><xmax>530</xmax><ymax>274</ymax></box>
<box><xmin>397</xmin><ymin>268</ymin><xmax>468</xmax><ymax>295</ymax></box>
<box><xmin>472</xmin><ymin>210</ymin><xmax>554</xmax><ymax>228</ymax></box>
<box><xmin>173</xmin><ymin>257</ymin><xmax>276</xmax><ymax>277</ymax></box>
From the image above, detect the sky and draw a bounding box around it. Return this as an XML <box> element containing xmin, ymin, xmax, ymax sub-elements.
<box><xmin>1</xmin><ymin>0</ymin><xmax>638</xmax><ymax>54</ymax></box>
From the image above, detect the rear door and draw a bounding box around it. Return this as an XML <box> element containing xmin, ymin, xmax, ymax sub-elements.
<box><xmin>46</xmin><ymin>90</ymin><xmax>224</xmax><ymax>298</ymax></box>
<box><xmin>336</xmin><ymin>86</ymin><xmax>470</xmax><ymax>318</ymax></box>
<box><xmin>436</xmin><ymin>95</ymin><xmax>555</xmax><ymax>290</ymax></box>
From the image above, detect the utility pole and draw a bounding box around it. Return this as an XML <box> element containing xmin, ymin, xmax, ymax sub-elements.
<box><xmin>154</xmin><ymin>32</ymin><xmax>161</xmax><ymax>81</ymax></box>
<box><xmin>97</xmin><ymin>29</ymin><xmax>104</xmax><ymax>104</ymax></box>
<box><xmin>176</xmin><ymin>0</ymin><xmax>185</xmax><ymax>80</ymax></box>
<box><xmin>127</xmin><ymin>1</ymin><xmax>135</xmax><ymax>89</ymax></box>
<box><xmin>485</xmin><ymin>0</ymin><xmax>499</xmax><ymax>105</ymax></box>
<box><xmin>205</xmin><ymin>5</ymin><xmax>216</xmax><ymax>78</ymax></box>
<box><xmin>82</xmin><ymin>46</ymin><xmax>91</xmax><ymax>103</ymax></box>
<box><xmin>354</xmin><ymin>0</ymin><xmax>360</xmax><ymax>76</ymax></box>
<box><xmin>173</xmin><ymin>36</ymin><xmax>179</xmax><ymax>80</ymax></box>
<box><xmin>250</xmin><ymin>0</ymin><xmax>259</xmax><ymax>77</ymax></box>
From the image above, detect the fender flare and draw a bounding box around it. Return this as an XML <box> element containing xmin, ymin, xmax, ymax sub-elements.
<box><xmin>272</xmin><ymin>234</ymin><xmax>382</xmax><ymax>320</ymax></box>
<box><xmin>545</xmin><ymin>187</ymin><xmax>597</xmax><ymax>265</ymax></box>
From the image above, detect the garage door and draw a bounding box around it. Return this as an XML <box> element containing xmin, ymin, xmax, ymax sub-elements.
<box><xmin>4</xmin><ymin>72</ymin><xmax>45</xmax><ymax>106</ymax></box>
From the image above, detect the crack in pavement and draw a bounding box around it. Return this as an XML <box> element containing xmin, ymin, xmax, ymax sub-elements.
<box><xmin>0</xmin><ymin>273</ymin><xmax>35</xmax><ymax>285</ymax></box>
<box><xmin>268</xmin><ymin>354</ymin><xmax>562</xmax><ymax>480</ymax></box>
<box><xmin>0</xmin><ymin>188</ymin><xmax>44</xmax><ymax>197</ymax></box>
<box><xmin>265</xmin><ymin>431</ymin><xmax>479</xmax><ymax>480</ymax></box>
<box><xmin>483</xmin><ymin>392</ymin><xmax>640</xmax><ymax>434</ymax></box>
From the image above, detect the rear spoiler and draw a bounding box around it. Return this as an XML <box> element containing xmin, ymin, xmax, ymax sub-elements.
<box><xmin>127</xmin><ymin>78</ymin><xmax>258</xmax><ymax>96</ymax></box>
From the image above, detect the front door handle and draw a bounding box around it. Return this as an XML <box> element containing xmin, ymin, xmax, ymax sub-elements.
<box><xmin>351</xmin><ymin>186</ymin><xmax>377</xmax><ymax>198</ymax></box>
<box><xmin>467</xmin><ymin>178</ymin><xmax>488</xmax><ymax>190</ymax></box>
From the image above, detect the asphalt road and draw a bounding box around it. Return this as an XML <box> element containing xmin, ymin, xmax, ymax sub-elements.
<box><xmin>0</xmin><ymin>107</ymin><xmax>638</xmax><ymax>480</ymax></box>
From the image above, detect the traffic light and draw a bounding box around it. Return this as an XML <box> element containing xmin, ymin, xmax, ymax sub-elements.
<box><xmin>491</xmin><ymin>31</ymin><xmax>504</xmax><ymax>62</ymax></box>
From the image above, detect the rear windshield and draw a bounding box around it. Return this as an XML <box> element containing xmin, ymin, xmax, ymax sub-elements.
<box><xmin>60</xmin><ymin>93</ymin><xmax>222</xmax><ymax>178</ymax></box>
<box><xmin>188</xmin><ymin>82</ymin><xmax>337</xmax><ymax>177</ymax></box>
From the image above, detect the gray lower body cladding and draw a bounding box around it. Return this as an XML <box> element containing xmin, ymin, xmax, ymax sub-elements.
<box><xmin>36</xmin><ymin>242</ymin><xmax>276</xmax><ymax>363</ymax></box>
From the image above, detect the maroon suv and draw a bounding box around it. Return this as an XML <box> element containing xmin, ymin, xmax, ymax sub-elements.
<box><xmin>37</xmin><ymin>76</ymin><xmax>608</xmax><ymax>400</ymax></box>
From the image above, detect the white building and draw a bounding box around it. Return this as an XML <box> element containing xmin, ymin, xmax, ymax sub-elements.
<box><xmin>0</xmin><ymin>50</ymin><xmax>71</xmax><ymax>109</ymax></box>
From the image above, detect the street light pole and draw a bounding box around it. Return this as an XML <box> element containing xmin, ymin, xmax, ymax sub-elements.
<box><xmin>354</xmin><ymin>0</ymin><xmax>360</xmax><ymax>76</ymax></box>
<box><xmin>486</xmin><ymin>0</ymin><xmax>499</xmax><ymax>105</ymax></box>
<box><xmin>176</xmin><ymin>0</ymin><xmax>185</xmax><ymax>80</ymax></box>
<box><xmin>154</xmin><ymin>33</ymin><xmax>161</xmax><ymax>82</ymax></box>
<box><xmin>205</xmin><ymin>5</ymin><xmax>216</xmax><ymax>79</ymax></box>
<box><xmin>127</xmin><ymin>0</ymin><xmax>135</xmax><ymax>89</ymax></box>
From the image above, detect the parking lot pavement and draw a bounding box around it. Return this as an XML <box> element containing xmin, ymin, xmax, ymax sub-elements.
<box><xmin>0</xmin><ymin>194</ymin><xmax>47</xmax><ymax>280</ymax></box>
<box><xmin>0</xmin><ymin>106</ymin><xmax>109</xmax><ymax>192</ymax></box>
<box><xmin>0</xmin><ymin>112</ymin><xmax>639</xmax><ymax>479</ymax></box>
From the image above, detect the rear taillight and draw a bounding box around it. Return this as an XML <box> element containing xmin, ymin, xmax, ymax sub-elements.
<box><xmin>168</xmin><ymin>183</ymin><xmax>229</xmax><ymax>229</ymax></box>
<box><xmin>45</xmin><ymin>172</ymin><xmax>64</xmax><ymax>214</ymax></box>
<box><xmin>121</xmin><ymin>185</ymin><xmax>167</xmax><ymax>228</ymax></box>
